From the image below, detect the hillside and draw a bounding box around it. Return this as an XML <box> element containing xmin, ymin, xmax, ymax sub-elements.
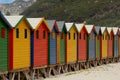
<box><xmin>22</xmin><ymin>0</ymin><xmax>120</xmax><ymax>26</ymax></box>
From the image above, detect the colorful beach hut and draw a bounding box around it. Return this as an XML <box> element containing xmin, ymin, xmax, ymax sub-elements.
<box><xmin>113</xmin><ymin>27</ymin><xmax>119</xmax><ymax>57</ymax></box>
<box><xmin>5</xmin><ymin>16</ymin><xmax>32</xmax><ymax>70</ymax></box>
<box><xmin>65</xmin><ymin>23</ymin><xmax>77</xmax><ymax>63</ymax></box>
<box><xmin>85</xmin><ymin>25</ymin><xmax>97</xmax><ymax>61</ymax></box>
<box><xmin>95</xmin><ymin>27</ymin><xmax>101</xmax><ymax>60</ymax></box>
<box><xmin>119</xmin><ymin>28</ymin><xmax>120</xmax><ymax>57</ymax></box>
<box><xmin>46</xmin><ymin>20</ymin><xmax>59</xmax><ymax>65</ymax></box>
<box><xmin>27</xmin><ymin>18</ymin><xmax>50</xmax><ymax>67</ymax></box>
<box><xmin>101</xmin><ymin>27</ymin><xmax>109</xmax><ymax>59</ymax></box>
<box><xmin>56</xmin><ymin>21</ymin><xmax>66</xmax><ymax>64</ymax></box>
<box><xmin>0</xmin><ymin>12</ymin><xmax>11</xmax><ymax>71</ymax></box>
<box><xmin>75</xmin><ymin>23</ymin><xmax>88</xmax><ymax>62</ymax></box>
<box><xmin>107</xmin><ymin>27</ymin><xmax>114</xmax><ymax>58</ymax></box>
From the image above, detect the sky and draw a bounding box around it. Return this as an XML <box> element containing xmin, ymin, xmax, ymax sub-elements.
<box><xmin>0</xmin><ymin>0</ymin><xmax>15</xmax><ymax>4</ymax></box>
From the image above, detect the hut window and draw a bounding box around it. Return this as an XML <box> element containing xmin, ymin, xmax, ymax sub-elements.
<box><xmin>97</xmin><ymin>36</ymin><xmax>99</xmax><ymax>40</ymax></box>
<box><xmin>84</xmin><ymin>33</ymin><xmax>86</xmax><ymax>40</ymax></box>
<box><xmin>1</xmin><ymin>28</ymin><xmax>5</xmax><ymax>38</ymax></box>
<box><xmin>74</xmin><ymin>33</ymin><xmax>76</xmax><ymax>40</ymax></box>
<box><xmin>16</xmin><ymin>28</ymin><xmax>19</xmax><ymax>38</ymax></box>
<box><xmin>61</xmin><ymin>33</ymin><xmax>64</xmax><ymax>39</ymax></box>
<box><xmin>115</xmin><ymin>36</ymin><xmax>118</xmax><ymax>40</ymax></box>
<box><xmin>105</xmin><ymin>35</ymin><xmax>107</xmax><ymax>40</ymax></box>
<box><xmin>111</xmin><ymin>36</ymin><xmax>112</xmax><ymax>40</ymax></box>
<box><xmin>24</xmin><ymin>29</ymin><xmax>27</xmax><ymax>39</ymax></box>
<box><xmin>43</xmin><ymin>30</ymin><xmax>46</xmax><ymax>39</ymax></box>
<box><xmin>52</xmin><ymin>32</ymin><xmax>55</xmax><ymax>39</ymax></box>
<box><xmin>79</xmin><ymin>33</ymin><xmax>81</xmax><ymax>39</ymax></box>
<box><xmin>102</xmin><ymin>35</ymin><xmax>104</xmax><ymax>40</ymax></box>
<box><xmin>90</xmin><ymin>34</ymin><xmax>93</xmax><ymax>40</ymax></box>
<box><xmin>36</xmin><ymin>30</ymin><xmax>39</xmax><ymax>39</ymax></box>
<box><xmin>68</xmin><ymin>32</ymin><xmax>70</xmax><ymax>40</ymax></box>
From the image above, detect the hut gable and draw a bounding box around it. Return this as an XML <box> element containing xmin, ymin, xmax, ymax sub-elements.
<box><xmin>0</xmin><ymin>12</ymin><xmax>11</xmax><ymax>28</ymax></box>
<box><xmin>4</xmin><ymin>15</ymin><xmax>23</xmax><ymax>27</ymax></box>
<box><xmin>113</xmin><ymin>27</ymin><xmax>119</xmax><ymax>35</ymax></box>
<box><xmin>101</xmin><ymin>27</ymin><xmax>108</xmax><ymax>34</ymax></box>
<box><xmin>75</xmin><ymin>23</ymin><xmax>84</xmax><ymax>33</ymax></box>
<box><xmin>95</xmin><ymin>26</ymin><xmax>101</xmax><ymax>35</ymax></box>
<box><xmin>85</xmin><ymin>25</ymin><xmax>96</xmax><ymax>34</ymax></box>
<box><xmin>46</xmin><ymin>20</ymin><xmax>59</xmax><ymax>32</ymax></box>
<box><xmin>27</xmin><ymin>18</ymin><xmax>43</xmax><ymax>29</ymax></box>
<box><xmin>65</xmin><ymin>23</ymin><xmax>74</xmax><ymax>32</ymax></box>
<box><xmin>27</xmin><ymin>18</ymin><xmax>50</xmax><ymax>31</ymax></box>
<box><xmin>107</xmin><ymin>27</ymin><xmax>112</xmax><ymax>35</ymax></box>
<box><xmin>56</xmin><ymin>21</ymin><xmax>65</xmax><ymax>32</ymax></box>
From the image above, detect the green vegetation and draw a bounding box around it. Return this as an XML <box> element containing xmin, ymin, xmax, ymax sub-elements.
<box><xmin>22</xmin><ymin>0</ymin><xmax>120</xmax><ymax>26</ymax></box>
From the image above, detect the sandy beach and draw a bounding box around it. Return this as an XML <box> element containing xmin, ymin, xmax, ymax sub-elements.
<box><xmin>43</xmin><ymin>63</ymin><xmax>120</xmax><ymax>80</ymax></box>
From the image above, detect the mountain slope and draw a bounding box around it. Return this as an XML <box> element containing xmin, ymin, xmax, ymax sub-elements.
<box><xmin>22</xmin><ymin>0</ymin><xmax>120</xmax><ymax>26</ymax></box>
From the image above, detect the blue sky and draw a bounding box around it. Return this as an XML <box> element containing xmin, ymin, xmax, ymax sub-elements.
<box><xmin>0</xmin><ymin>0</ymin><xmax>15</xmax><ymax>4</ymax></box>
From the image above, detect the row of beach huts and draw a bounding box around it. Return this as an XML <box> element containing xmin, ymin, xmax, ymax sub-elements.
<box><xmin>0</xmin><ymin>12</ymin><xmax>120</xmax><ymax>79</ymax></box>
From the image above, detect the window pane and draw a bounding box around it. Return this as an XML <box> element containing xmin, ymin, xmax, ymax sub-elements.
<box><xmin>61</xmin><ymin>33</ymin><xmax>64</xmax><ymax>39</ymax></box>
<box><xmin>103</xmin><ymin>35</ymin><xmax>104</xmax><ymax>40</ymax></box>
<box><xmin>84</xmin><ymin>33</ymin><xmax>86</xmax><ymax>40</ymax></box>
<box><xmin>68</xmin><ymin>32</ymin><xmax>70</xmax><ymax>40</ymax></box>
<box><xmin>52</xmin><ymin>32</ymin><xmax>55</xmax><ymax>39</ymax></box>
<box><xmin>79</xmin><ymin>33</ymin><xmax>81</xmax><ymax>39</ymax></box>
<box><xmin>43</xmin><ymin>30</ymin><xmax>46</xmax><ymax>39</ymax></box>
<box><xmin>97</xmin><ymin>36</ymin><xmax>99</xmax><ymax>40</ymax></box>
<box><xmin>16</xmin><ymin>28</ymin><xmax>19</xmax><ymax>38</ymax></box>
<box><xmin>1</xmin><ymin>28</ymin><xmax>5</xmax><ymax>38</ymax></box>
<box><xmin>74</xmin><ymin>33</ymin><xmax>75</xmax><ymax>40</ymax></box>
<box><xmin>36</xmin><ymin>30</ymin><xmax>39</xmax><ymax>39</ymax></box>
<box><xmin>24</xmin><ymin>29</ymin><xmax>27</xmax><ymax>38</ymax></box>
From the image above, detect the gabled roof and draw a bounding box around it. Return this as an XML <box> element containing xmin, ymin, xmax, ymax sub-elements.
<box><xmin>46</xmin><ymin>20</ymin><xmax>59</xmax><ymax>32</ymax></box>
<box><xmin>27</xmin><ymin>18</ymin><xmax>43</xmax><ymax>29</ymax></box>
<box><xmin>85</xmin><ymin>25</ymin><xmax>95</xmax><ymax>34</ymax></box>
<box><xmin>107</xmin><ymin>27</ymin><xmax>112</xmax><ymax>35</ymax></box>
<box><xmin>4</xmin><ymin>15</ymin><xmax>23</xmax><ymax>28</ymax></box>
<box><xmin>0</xmin><ymin>12</ymin><xmax>12</xmax><ymax>28</ymax></box>
<box><xmin>113</xmin><ymin>27</ymin><xmax>118</xmax><ymax>35</ymax></box>
<box><xmin>27</xmin><ymin>18</ymin><xmax>50</xmax><ymax>31</ymax></box>
<box><xmin>101</xmin><ymin>27</ymin><xmax>107</xmax><ymax>34</ymax></box>
<box><xmin>75</xmin><ymin>23</ymin><xmax>84</xmax><ymax>33</ymax></box>
<box><xmin>56</xmin><ymin>21</ymin><xmax>65</xmax><ymax>32</ymax></box>
<box><xmin>95</xmin><ymin>26</ymin><xmax>101</xmax><ymax>34</ymax></box>
<box><xmin>65</xmin><ymin>23</ymin><xmax>74</xmax><ymax>32</ymax></box>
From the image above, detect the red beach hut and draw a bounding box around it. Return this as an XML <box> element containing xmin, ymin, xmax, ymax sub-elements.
<box><xmin>107</xmin><ymin>27</ymin><xmax>114</xmax><ymax>59</ymax></box>
<box><xmin>75</xmin><ymin>23</ymin><xmax>88</xmax><ymax>62</ymax></box>
<box><xmin>27</xmin><ymin>18</ymin><xmax>50</xmax><ymax>67</ymax></box>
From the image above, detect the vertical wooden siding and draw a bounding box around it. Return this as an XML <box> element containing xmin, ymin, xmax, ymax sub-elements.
<box><xmin>30</xmin><ymin>31</ymin><xmax>34</xmax><ymax>67</ymax></box>
<box><xmin>60</xmin><ymin>32</ymin><xmax>66</xmax><ymax>63</ymax></box>
<box><xmin>34</xmin><ymin>22</ymin><xmax>49</xmax><ymax>67</ymax></box>
<box><xmin>88</xmin><ymin>31</ymin><xmax>96</xmax><ymax>60</ymax></box>
<box><xmin>13</xmin><ymin>19</ymin><xmax>30</xmax><ymax>69</ymax></box>
<box><xmin>108</xmin><ymin>32</ymin><xmax>113</xmax><ymax>58</ymax></box>
<box><xmin>119</xmin><ymin>37</ymin><xmax>120</xmax><ymax>56</ymax></box>
<box><xmin>49</xmin><ymin>27</ymin><xmax>57</xmax><ymax>65</ymax></box>
<box><xmin>114</xmin><ymin>36</ymin><xmax>119</xmax><ymax>57</ymax></box>
<box><xmin>0</xmin><ymin>19</ymin><xmax>8</xmax><ymax>71</ymax></box>
<box><xmin>66</xmin><ymin>26</ymin><xmax>77</xmax><ymax>63</ymax></box>
<box><xmin>9</xmin><ymin>29</ymin><xmax>13</xmax><ymax>70</ymax></box>
<box><xmin>78</xmin><ymin>27</ymin><xmax>87</xmax><ymax>61</ymax></box>
<box><xmin>96</xmin><ymin>35</ymin><xmax>100</xmax><ymax>59</ymax></box>
<box><xmin>101</xmin><ymin>30</ymin><xmax>108</xmax><ymax>59</ymax></box>
<box><xmin>57</xmin><ymin>33</ymin><xmax>60</xmax><ymax>64</ymax></box>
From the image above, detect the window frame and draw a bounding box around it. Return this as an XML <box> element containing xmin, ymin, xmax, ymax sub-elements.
<box><xmin>24</xmin><ymin>29</ymin><xmax>27</xmax><ymax>39</ymax></box>
<box><xmin>1</xmin><ymin>28</ymin><xmax>5</xmax><ymax>38</ymax></box>
<box><xmin>16</xmin><ymin>28</ymin><xmax>19</xmax><ymax>38</ymax></box>
<box><xmin>36</xmin><ymin>30</ymin><xmax>39</xmax><ymax>39</ymax></box>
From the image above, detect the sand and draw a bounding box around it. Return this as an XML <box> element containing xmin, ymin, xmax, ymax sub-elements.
<box><xmin>44</xmin><ymin>63</ymin><xmax>120</xmax><ymax>80</ymax></box>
